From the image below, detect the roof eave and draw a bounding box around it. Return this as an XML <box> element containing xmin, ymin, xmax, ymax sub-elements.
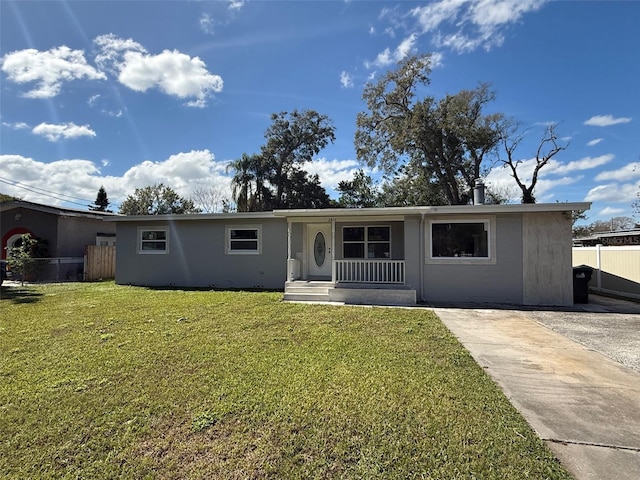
<box><xmin>273</xmin><ymin>202</ymin><xmax>592</xmax><ymax>218</ymax></box>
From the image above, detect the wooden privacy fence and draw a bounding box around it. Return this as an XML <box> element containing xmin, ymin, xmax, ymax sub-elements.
<box><xmin>84</xmin><ymin>245</ymin><xmax>116</xmax><ymax>281</ymax></box>
<box><xmin>573</xmin><ymin>245</ymin><xmax>640</xmax><ymax>300</ymax></box>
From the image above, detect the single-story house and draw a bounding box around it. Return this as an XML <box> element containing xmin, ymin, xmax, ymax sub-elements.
<box><xmin>104</xmin><ymin>201</ymin><xmax>590</xmax><ymax>306</ymax></box>
<box><xmin>1</xmin><ymin>199</ymin><xmax>116</xmax><ymax>280</ymax></box>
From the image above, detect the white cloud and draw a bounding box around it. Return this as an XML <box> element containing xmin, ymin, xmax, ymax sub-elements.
<box><xmin>0</xmin><ymin>154</ymin><xmax>103</xmax><ymax>205</ymax></box>
<box><xmin>585</xmin><ymin>183</ymin><xmax>638</xmax><ymax>203</ymax></box>
<box><xmin>198</xmin><ymin>2</ymin><xmax>244</xmax><ymax>35</ymax></box>
<box><xmin>340</xmin><ymin>71</ymin><xmax>354</xmax><ymax>88</ymax></box>
<box><xmin>366</xmin><ymin>33</ymin><xmax>418</xmax><ymax>68</ymax></box>
<box><xmin>595</xmin><ymin>162</ymin><xmax>640</xmax><ymax>182</ymax></box>
<box><xmin>587</xmin><ymin>138</ymin><xmax>603</xmax><ymax>147</ymax></box>
<box><xmin>411</xmin><ymin>0</ymin><xmax>547</xmax><ymax>53</ymax></box>
<box><xmin>88</xmin><ymin>94</ymin><xmax>100</xmax><ymax>106</ymax></box>
<box><xmin>94</xmin><ymin>34</ymin><xmax>223</xmax><ymax>107</ymax></box>
<box><xmin>94</xmin><ymin>34</ymin><xmax>146</xmax><ymax>73</ymax></box>
<box><xmin>0</xmin><ymin>151</ymin><xmax>232</xmax><ymax>209</ymax></box>
<box><xmin>106</xmin><ymin>109</ymin><xmax>123</xmax><ymax>118</ymax></box>
<box><xmin>32</xmin><ymin>122</ymin><xmax>96</xmax><ymax>141</ymax></box>
<box><xmin>303</xmin><ymin>158</ymin><xmax>362</xmax><ymax>191</ymax></box>
<box><xmin>395</xmin><ymin>33</ymin><xmax>418</xmax><ymax>60</ymax></box>
<box><xmin>2</xmin><ymin>121</ymin><xmax>30</xmax><ymax>130</ymax></box>
<box><xmin>599</xmin><ymin>207</ymin><xmax>625</xmax><ymax>217</ymax></box>
<box><xmin>430</xmin><ymin>52</ymin><xmax>444</xmax><ymax>68</ymax></box>
<box><xmin>1</xmin><ymin>46</ymin><xmax>106</xmax><ymax>98</ymax></box>
<box><xmin>228</xmin><ymin>0</ymin><xmax>244</xmax><ymax>11</ymax></box>
<box><xmin>117</xmin><ymin>49</ymin><xmax>222</xmax><ymax>100</ymax></box>
<box><xmin>549</xmin><ymin>154</ymin><xmax>614</xmax><ymax>175</ymax></box>
<box><xmin>584</xmin><ymin>114</ymin><xmax>632</xmax><ymax>127</ymax></box>
<box><xmin>200</xmin><ymin>13</ymin><xmax>215</xmax><ymax>34</ymax></box>
<box><xmin>97</xmin><ymin>34</ymin><xmax>214</xmax><ymax>108</ymax></box>
<box><xmin>367</xmin><ymin>48</ymin><xmax>393</xmax><ymax>68</ymax></box>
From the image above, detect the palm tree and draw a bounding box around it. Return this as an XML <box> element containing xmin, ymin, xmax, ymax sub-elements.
<box><xmin>227</xmin><ymin>154</ymin><xmax>256</xmax><ymax>212</ymax></box>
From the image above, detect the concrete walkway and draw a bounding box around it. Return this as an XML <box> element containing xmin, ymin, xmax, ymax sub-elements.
<box><xmin>433</xmin><ymin>300</ymin><xmax>640</xmax><ymax>480</ymax></box>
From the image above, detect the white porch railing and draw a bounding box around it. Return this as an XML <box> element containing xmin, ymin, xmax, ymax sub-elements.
<box><xmin>335</xmin><ymin>259</ymin><xmax>405</xmax><ymax>284</ymax></box>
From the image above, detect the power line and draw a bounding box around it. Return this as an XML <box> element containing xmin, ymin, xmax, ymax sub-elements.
<box><xmin>0</xmin><ymin>176</ymin><xmax>94</xmax><ymax>208</ymax></box>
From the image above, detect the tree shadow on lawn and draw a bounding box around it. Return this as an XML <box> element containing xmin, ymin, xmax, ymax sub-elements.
<box><xmin>0</xmin><ymin>285</ymin><xmax>44</xmax><ymax>304</ymax></box>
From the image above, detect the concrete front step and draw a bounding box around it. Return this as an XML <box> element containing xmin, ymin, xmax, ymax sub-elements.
<box><xmin>283</xmin><ymin>293</ymin><xmax>331</xmax><ymax>302</ymax></box>
<box><xmin>284</xmin><ymin>281</ymin><xmax>416</xmax><ymax>306</ymax></box>
<box><xmin>285</xmin><ymin>286</ymin><xmax>331</xmax><ymax>295</ymax></box>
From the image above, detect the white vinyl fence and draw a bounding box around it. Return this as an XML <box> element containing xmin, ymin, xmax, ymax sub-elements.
<box><xmin>573</xmin><ymin>245</ymin><xmax>640</xmax><ymax>300</ymax></box>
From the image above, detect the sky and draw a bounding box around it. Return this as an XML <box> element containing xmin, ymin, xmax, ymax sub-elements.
<box><xmin>1</xmin><ymin>0</ymin><xmax>638</xmax><ymax>223</ymax></box>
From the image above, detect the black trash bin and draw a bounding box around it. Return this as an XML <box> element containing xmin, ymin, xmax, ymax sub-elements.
<box><xmin>573</xmin><ymin>265</ymin><xmax>594</xmax><ymax>303</ymax></box>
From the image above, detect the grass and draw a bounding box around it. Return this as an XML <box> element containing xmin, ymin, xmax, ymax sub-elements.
<box><xmin>0</xmin><ymin>282</ymin><xmax>571</xmax><ymax>479</ymax></box>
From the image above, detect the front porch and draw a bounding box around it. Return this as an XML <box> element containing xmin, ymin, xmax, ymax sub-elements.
<box><xmin>279</xmin><ymin>213</ymin><xmax>421</xmax><ymax>306</ymax></box>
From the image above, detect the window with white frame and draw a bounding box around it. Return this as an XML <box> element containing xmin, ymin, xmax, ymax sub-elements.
<box><xmin>138</xmin><ymin>228</ymin><xmax>168</xmax><ymax>254</ymax></box>
<box><xmin>226</xmin><ymin>225</ymin><xmax>262</xmax><ymax>254</ymax></box>
<box><xmin>430</xmin><ymin>220</ymin><xmax>491</xmax><ymax>259</ymax></box>
<box><xmin>343</xmin><ymin>226</ymin><xmax>390</xmax><ymax>259</ymax></box>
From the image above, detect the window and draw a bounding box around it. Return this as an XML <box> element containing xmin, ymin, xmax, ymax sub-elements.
<box><xmin>138</xmin><ymin>228</ymin><xmax>168</xmax><ymax>254</ymax></box>
<box><xmin>226</xmin><ymin>225</ymin><xmax>262</xmax><ymax>254</ymax></box>
<box><xmin>428</xmin><ymin>218</ymin><xmax>495</xmax><ymax>264</ymax></box>
<box><xmin>343</xmin><ymin>226</ymin><xmax>390</xmax><ymax>259</ymax></box>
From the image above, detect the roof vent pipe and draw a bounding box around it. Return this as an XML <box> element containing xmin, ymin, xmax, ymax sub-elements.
<box><xmin>473</xmin><ymin>178</ymin><xmax>485</xmax><ymax>205</ymax></box>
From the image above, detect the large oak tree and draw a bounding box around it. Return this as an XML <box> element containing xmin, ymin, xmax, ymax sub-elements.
<box><xmin>355</xmin><ymin>53</ymin><xmax>506</xmax><ymax>205</ymax></box>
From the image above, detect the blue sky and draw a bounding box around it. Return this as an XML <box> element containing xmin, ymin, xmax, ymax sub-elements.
<box><xmin>1</xmin><ymin>0</ymin><xmax>638</xmax><ymax>222</ymax></box>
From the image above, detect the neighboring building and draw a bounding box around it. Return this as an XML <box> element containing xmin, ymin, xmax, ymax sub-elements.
<box><xmin>573</xmin><ymin>230</ymin><xmax>640</xmax><ymax>247</ymax></box>
<box><xmin>1</xmin><ymin>199</ymin><xmax>117</xmax><ymax>280</ymax></box>
<box><xmin>105</xmin><ymin>202</ymin><xmax>590</xmax><ymax>306</ymax></box>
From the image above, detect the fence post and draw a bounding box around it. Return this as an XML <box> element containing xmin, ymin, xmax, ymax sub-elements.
<box><xmin>595</xmin><ymin>243</ymin><xmax>602</xmax><ymax>291</ymax></box>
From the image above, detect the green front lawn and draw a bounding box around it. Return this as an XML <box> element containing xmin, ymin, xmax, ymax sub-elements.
<box><xmin>0</xmin><ymin>282</ymin><xmax>571</xmax><ymax>479</ymax></box>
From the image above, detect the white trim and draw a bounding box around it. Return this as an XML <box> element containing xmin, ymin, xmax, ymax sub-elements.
<box><xmin>426</xmin><ymin>217</ymin><xmax>497</xmax><ymax>265</ymax></box>
<box><xmin>225</xmin><ymin>224</ymin><xmax>262</xmax><ymax>255</ymax></box>
<box><xmin>5</xmin><ymin>233</ymin><xmax>26</xmax><ymax>251</ymax></box>
<box><xmin>137</xmin><ymin>227</ymin><xmax>169</xmax><ymax>254</ymax></box>
<box><xmin>273</xmin><ymin>202</ymin><xmax>590</xmax><ymax>218</ymax></box>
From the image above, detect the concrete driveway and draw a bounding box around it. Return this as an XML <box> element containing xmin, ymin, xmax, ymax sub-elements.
<box><xmin>432</xmin><ymin>294</ymin><xmax>640</xmax><ymax>480</ymax></box>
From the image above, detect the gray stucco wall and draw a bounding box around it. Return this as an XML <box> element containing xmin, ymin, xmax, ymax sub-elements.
<box><xmin>115</xmin><ymin>217</ymin><xmax>287</xmax><ymax>289</ymax></box>
<box><xmin>422</xmin><ymin>214</ymin><xmax>524</xmax><ymax>304</ymax></box>
<box><xmin>57</xmin><ymin>216</ymin><xmax>116</xmax><ymax>257</ymax></box>
<box><xmin>403</xmin><ymin>215</ymin><xmax>421</xmax><ymax>290</ymax></box>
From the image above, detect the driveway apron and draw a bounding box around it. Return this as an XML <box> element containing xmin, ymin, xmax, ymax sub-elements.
<box><xmin>433</xmin><ymin>303</ymin><xmax>640</xmax><ymax>480</ymax></box>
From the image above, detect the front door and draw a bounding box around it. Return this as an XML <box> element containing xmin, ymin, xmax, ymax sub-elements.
<box><xmin>307</xmin><ymin>224</ymin><xmax>332</xmax><ymax>278</ymax></box>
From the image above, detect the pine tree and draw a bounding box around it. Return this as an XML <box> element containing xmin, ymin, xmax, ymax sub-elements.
<box><xmin>90</xmin><ymin>186</ymin><xmax>110</xmax><ymax>212</ymax></box>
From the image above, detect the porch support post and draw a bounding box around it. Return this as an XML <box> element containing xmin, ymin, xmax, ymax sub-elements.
<box><xmin>331</xmin><ymin>218</ymin><xmax>336</xmax><ymax>283</ymax></box>
<box><xmin>287</xmin><ymin>220</ymin><xmax>292</xmax><ymax>281</ymax></box>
